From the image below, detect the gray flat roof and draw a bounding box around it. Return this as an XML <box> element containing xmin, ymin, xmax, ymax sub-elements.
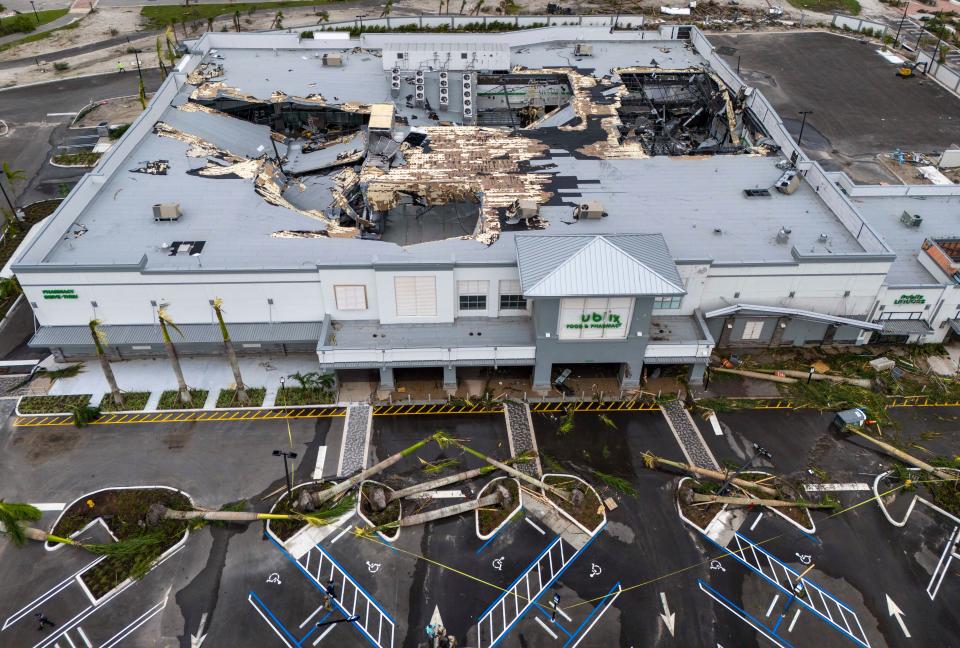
<box><xmin>854</xmin><ymin>194</ymin><xmax>960</xmax><ymax>285</ymax></box>
<box><xmin>11</xmin><ymin>28</ymin><xmax>876</xmax><ymax>274</ymax></box>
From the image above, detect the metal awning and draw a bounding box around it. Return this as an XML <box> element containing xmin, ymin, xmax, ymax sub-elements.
<box><xmin>949</xmin><ymin>319</ymin><xmax>960</xmax><ymax>336</ymax></box>
<box><xmin>704</xmin><ymin>303</ymin><xmax>883</xmax><ymax>332</ymax></box>
<box><xmin>29</xmin><ymin>321</ymin><xmax>324</xmax><ymax>347</ymax></box>
<box><xmin>879</xmin><ymin>319</ymin><xmax>934</xmax><ymax>336</ymax></box>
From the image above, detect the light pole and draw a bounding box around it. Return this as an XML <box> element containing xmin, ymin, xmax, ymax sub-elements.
<box><xmin>316</xmin><ymin>615</ymin><xmax>360</xmax><ymax>629</ymax></box>
<box><xmin>273</xmin><ymin>449</ymin><xmax>298</xmax><ymax>499</ymax></box>
<box><xmin>718</xmin><ymin>442</ymin><xmax>772</xmax><ymax>495</ymax></box>
<box><xmin>279</xmin><ymin>376</ymin><xmax>286</xmax><ymax>406</ymax></box>
<box><xmin>893</xmin><ymin>1</ymin><xmax>909</xmax><ymax>47</ymax></box>
<box><xmin>30</xmin><ymin>1</ymin><xmax>40</xmax><ymax>24</ymax></box>
<box><xmin>797</xmin><ymin>110</ymin><xmax>813</xmax><ymax>147</ymax></box>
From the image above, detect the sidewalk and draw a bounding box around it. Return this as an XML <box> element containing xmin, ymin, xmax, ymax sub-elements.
<box><xmin>0</xmin><ymin>13</ymin><xmax>81</xmax><ymax>48</ymax></box>
<box><xmin>46</xmin><ymin>353</ymin><xmax>322</xmax><ymax>404</ymax></box>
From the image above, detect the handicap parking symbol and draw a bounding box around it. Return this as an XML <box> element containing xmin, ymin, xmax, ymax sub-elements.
<box><xmin>266</xmin><ymin>572</ymin><xmax>282</xmax><ymax>585</ymax></box>
<box><xmin>710</xmin><ymin>560</ymin><xmax>726</xmax><ymax>573</ymax></box>
<box><xmin>367</xmin><ymin>562</ymin><xmax>381</xmax><ymax>574</ymax></box>
<box><xmin>589</xmin><ymin>563</ymin><xmax>602</xmax><ymax>578</ymax></box>
<box><xmin>795</xmin><ymin>553</ymin><xmax>812</xmax><ymax>565</ymax></box>
<box><xmin>492</xmin><ymin>556</ymin><xmax>504</xmax><ymax>572</ymax></box>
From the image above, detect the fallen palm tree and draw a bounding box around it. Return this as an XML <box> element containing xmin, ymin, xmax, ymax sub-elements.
<box><xmin>843</xmin><ymin>425</ymin><xmax>956</xmax><ymax>482</ymax></box>
<box><xmin>435</xmin><ymin>431</ymin><xmax>571</xmax><ymax>502</ymax></box>
<box><xmin>686</xmin><ymin>492</ymin><xmax>836</xmax><ymax>509</ymax></box>
<box><xmin>385</xmin><ymin>451</ymin><xmax>535</xmax><ymax>503</ymax></box>
<box><xmin>360</xmin><ymin>484</ymin><xmax>511</xmax><ymax>533</ymax></box>
<box><xmin>749</xmin><ymin>368</ymin><xmax>873</xmax><ymax>388</ymax></box>
<box><xmin>641</xmin><ymin>452</ymin><xmax>779</xmax><ymax>498</ymax></box>
<box><xmin>297</xmin><ymin>433</ymin><xmax>436</xmax><ymax>511</ymax></box>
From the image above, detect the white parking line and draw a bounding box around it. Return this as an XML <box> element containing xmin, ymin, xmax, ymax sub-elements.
<box><xmin>570</xmin><ymin>585</ymin><xmax>622</xmax><ymax>648</ymax></box>
<box><xmin>331</xmin><ymin>523</ymin><xmax>353</xmax><ymax>544</ymax></box>
<box><xmin>534</xmin><ymin>616</ymin><xmax>558</xmax><ymax>639</ymax></box>
<box><xmin>311</xmin><ymin>446</ymin><xmax>327</xmax><ymax>480</ymax></box>
<box><xmin>765</xmin><ymin>595</ymin><xmax>780</xmax><ymax>618</ymax></box>
<box><xmin>788</xmin><ymin>608</ymin><xmax>802</xmax><ymax>632</ymax></box>
<box><xmin>29</xmin><ymin>503</ymin><xmax>66</xmax><ymax>511</ymax></box>
<box><xmin>248</xmin><ymin>595</ymin><xmax>293</xmax><ymax>648</ymax></box>
<box><xmin>99</xmin><ymin>599</ymin><xmax>168</xmax><ymax>648</ymax></box>
<box><xmin>63</xmin><ymin>634</ymin><xmax>76</xmax><ymax>648</ymax></box>
<box><xmin>524</xmin><ymin>518</ymin><xmax>546</xmax><ymax>535</ymax></box>
<box><xmin>76</xmin><ymin>627</ymin><xmax>92</xmax><ymax>648</ymax></box>
<box><xmin>313</xmin><ymin>622</ymin><xmax>337</xmax><ymax>645</ymax></box>
<box><xmin>300</xmin><ymin>604</ymin><xmax>327</xmax><ymax>628</ymax></box>
<box><xmin>750</xmin><ymin>513</ymin><xmax>763</xmax><ymax>531</ymax></box>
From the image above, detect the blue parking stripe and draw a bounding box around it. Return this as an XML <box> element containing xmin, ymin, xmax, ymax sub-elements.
<box><xmin>486</xmin><ymin>523</ymin><xmax>607</xmax><ymax>648</ymax></box>
<box><xmin>477</xmin><ymin>536</ymin><xmax>560</xmax><ymax>619</ymax></box>
<box><xmin>533</xmin><ymin>604</ymin><xmax>573</xmax><ymax>637</ymax></box>
<box><xmin>561</xmin><ymin>581</ymin><xmax>621</xmax><ymax>648</ymax></box>
<box><xmin>300</xmin><ymin>611</ymin><xmax>332</xmax><ymax>644</ymax></box>
<box><xmin>698</xmin><ymin>579</ymin><xmax>794</xmax><ymax>648</ymax></box>
<box><xmin>476</xmin><ymin>522</ymin><xmax>510</xmax><ymax>555</ymax></box>
<box><xmin>250</xmin><ymin>590</ymin><xmax>300</xmax><ymax>646</ymax></box>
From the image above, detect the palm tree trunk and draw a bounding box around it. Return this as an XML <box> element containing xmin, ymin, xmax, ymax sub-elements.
<box><xmin>303</xmin><ymin>434</ymin><xmax>435</xmax><ymax>509</ymax></box>
<box><xmin>845</xmin><ymin>426</ymin><xmax>956</xmax><ymax>481</ymax></box>
<box><xmin>399</xmin><ymin>493</ymin><xmax>501</xmax><ymax>527</ymax></box>
<box><xmin>20</xmin><ymin>526</ymin><xmax>81</xmax><ymax>546</ymax></box>
<box><xmin>690</xmin><ymin>493</ymin><xmax>831</xmax><ymax>509</ymax></box>
<box><xmin>451</xmin><ymin>439</ymin><xmax>571</xmax><ymax>502</ymax></box>
<box><xmin>388</xmin><ymin>465</ymin><xmax>497</xmax><ymax>502</ymax></box>
<box><xmin>643</xmin><ymin>452</ymin><xmax>780</xmax><ymax>497</ymax></box>
<box><xmin>213</xmin><ymin>301</ymin><xmax>248</xmax><ymax>405</ymax></box>
<box><xmin>163</xmin><ymin>336</ymin><xmax>192</xmax><ymax>404</ymax></box>
<box><xmin>98</xmin><ymin>354</ymin><xmax>124</xmax><ymax>407</ymax></box>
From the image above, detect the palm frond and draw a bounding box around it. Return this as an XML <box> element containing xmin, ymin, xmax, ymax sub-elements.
<box><xmin>157</xmin><ymin>304</ymin><xmax>185</xmax><ymax>339</ymax></box>
<box><xmin>0</xmin><ymin>501</ymin><xmax>41</xmax><ymax>547</ymax></box>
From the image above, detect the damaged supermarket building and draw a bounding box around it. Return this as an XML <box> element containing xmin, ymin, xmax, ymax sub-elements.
<box><xmin>9</xmin><ymin>22</ymin><xmax>960</xmax><ymax>392</ymax></box>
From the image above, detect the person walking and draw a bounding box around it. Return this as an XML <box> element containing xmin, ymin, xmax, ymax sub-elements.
<box><xmin>323</xmin><ymin>578</ymin><xmax>337</xmax><ymax>611</ymax></box>
<box><xmin>116</xmin><ymin>61</ymin><xmax>125</xmax><ymax>73</ymax></box>
<box><xmin>34</xmin><ymin>612</ymin><xmax>55</xmax><ymax>632</ymax></box>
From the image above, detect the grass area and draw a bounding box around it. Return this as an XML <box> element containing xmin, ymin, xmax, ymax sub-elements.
<box><xmin>108</xmin><ymin>124</ymin><xmax>131</xmax><ymax>140</ymax></box>
<box><xmin>140</xmin><ymin>1</ymin><xmax>336</xmax><ymax>30</ymax></box>
<box><xmin>274</xmin><ymin>386</ymin><xmax>335</xmax><ymax>406</ymax></box>
<box><xmin>98</xmin><ymin>391</ymin><xmax>150</xmax><ymax>412</ymax></box>
<box><xmin>52</xmin><ymin>151</ymin><xmax>102</xmax><ymax>167</ymax></box>
<box><xmin>543</xmin><ymin>475</ymin><xmax>604</xmax><ymax>532</ymax></box>
<box><xmin>216</xmin><ymin>387</ymin><xmax>266</xmax><ymax>408</ymax></box>
<box><xmin>0</xmin><ymin>16</ymin><xmax>78</xmax><ymax>54</ymax></box>
<box><xmin>786</xmin><ymin>0</ymin><xmax>861</xmax><ymax>14</ymax></box>
<box><xmin>0</xmin><ymin>8</ymin><xmax>68</xmax><ymax>36</ymax></box>
<box><xmin>477</xmin><ymin>478</ymin><xmax>520</xmax><ymax>536</ymax></box>
<box><xmin>157</xmin><ymin>389</ymin><xmax>208</xmax><ymax>410</ymax></box>
<box><xmin>52</xmin><ymin>488</ymin><xmax>190</xmax><ymax>599</ymax></box>
<box><xmin>268</xmin><ymin>483</ymin><xmax>356</xmax><ymax>541</ymax></box>
<box><xmin>19</xmin><ymin>394</ymin><xmax>91</xmax><ymax>414</ymax></box>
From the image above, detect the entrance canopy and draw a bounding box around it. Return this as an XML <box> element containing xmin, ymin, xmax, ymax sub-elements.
<box><xmin>515</xmin><ymin>234</ymin><xmax>684</xmax><ymax>298</ymax></box>
<box><xmin>703</xmin><ymin>303</ymin><xmax>883</xmax><ymax>331</ymax></box>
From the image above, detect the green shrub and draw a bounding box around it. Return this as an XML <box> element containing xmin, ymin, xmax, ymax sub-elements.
<box><xmin>52</xmin><ymin>151</ymin><xmax>102</xmax><ymax>166</ymax></box>
<box><xmin>0</xmin><ymin>14</ymin><xmax>35</xmax><ymax>37</ymax></box>
<box><xmin>108</xmin><ymin>124</ymin><xmax>131</xmax><ymax>140</ymax></box>
<box><xmin>53</xmin><ymin>61</ymin><xmax>70</xmax><ymax>71</ymax></box>
<box><xmin>157</xmin><ymin>389</ymin><xmax>208</xmax><ymax>409</ymax></box>
<box><xmin>98</xmin><ymin>391</ymin><xmax>150</xmax><ymax>412</ymax></box>
<box><xmin>216</xmin><ymin>387</ymin><xmax>266</xmax><ymax>408</ymax></box>
<box><xmin>19</xmin><ymin>394</ymin><xmax>91</xmax><ymax>414</ymax></box>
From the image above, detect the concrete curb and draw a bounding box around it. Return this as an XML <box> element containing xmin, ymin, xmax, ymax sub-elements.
<box><xmin>356</xmin><ymin>479</ymin><xmax>400</xmax><ymax>542</ymax></box>
<box><xmin>14</xmin><ymin>396</ymin><xmax>340</xmax><ymax>418</ymax></box>
<box><xmin>872</xmin><ymin>468</ymin><xmax>960</xmax><ymax>527</ymax></box>
<box><xmin>743</xmin><ymin>470</ymin><xmax>816</xmax><ymax>534</ymax></box>
<box><xmin>541</xmin><ymin>473</ymin><xmax>606</xmax><ymax>536</ymax></box>
<box><xmin>476</xmin><ymin>477</ymin><xmax>522</xmax><ymax>541</ymax></box>
<box><xmin>0</xmin><ymin>66</ymin><xmax>162</xmax><ymax>92</ymax></box>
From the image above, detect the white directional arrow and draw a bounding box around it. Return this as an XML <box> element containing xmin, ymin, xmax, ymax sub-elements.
<box><xmin>191</xmin><ymin>612</ymin><xmax>208</xmax><ymax>648</ymax></box>
<box><xmin>886</xmin><ymin>594</ymin><xmax>911</xmax><ymax>638</ymax></box>
<box><xmin>429</xmin><ymin>605</ymin><xmax>444</xmax><ymax>629</ymax></box>
<box><xmin>659</xmin><ymin>592</ymin><xmax>676</xmax><ymax>636</ymax></box>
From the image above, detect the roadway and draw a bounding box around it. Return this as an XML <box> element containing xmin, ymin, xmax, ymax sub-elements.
<box><xmin>0</xmin><ymin>68</ymin><xmax>163</xmax><ymax>205</ymax></box>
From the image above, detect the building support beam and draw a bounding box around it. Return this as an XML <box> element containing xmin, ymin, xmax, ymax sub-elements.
<box><xmin>378</xmin><ymin>366</ymin><xmax>396</xmax><ymax>393</ymax></box>
<box><xmin>442</xmin><ymin>365</ymin><xmax>457</xmax><ymax>394</ymax></box>
<box><xmin>688</xmin><ymin>361</ymin><xmax>707</xmax><ymax>386</ymax></box>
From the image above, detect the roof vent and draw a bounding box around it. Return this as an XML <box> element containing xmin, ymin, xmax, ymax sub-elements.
<box><xmin>900</xmin><ymin>211</ymin><xmax>923</xmax><ymax>227</ymax></box>
<box><xmin>818</xmin><ymin>233</ymin><xmax>829</xmax><ymax>243</ymax></box>
<box><xmin>153</xmin><ymin>203</ymin><xmax>182</xmax><ymax>222</ymax></box>
<box><xmin>776</xmin><ymin>226</ymin><xmax>792</xmax><ymax>243</ymax></box>
<box><xmin>322</xmin><ymin>53</ymin><xmax>343</xmax><ymax>67</ymax></box>
<box><xmin>574</xmin><ymin>202</ymin><xmax>604</xmax><ymax>220</ymax></box>
<box><xmin>744</xmin><ymin>188</ymin><xmax>772</xmax><ymax>198</ymax></box>
<box><xmin>574</xmin><ymin>43</ymin><xmax>593</xmax><ymax>56</ymax></box>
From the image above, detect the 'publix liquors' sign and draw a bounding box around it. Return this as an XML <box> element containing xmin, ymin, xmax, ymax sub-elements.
<box><xmin>565</xmin><ymin>312</ymin><xmax>623</xmax><ymax>330</ymax></box>
<box><xmin>893</xmin><ymin>294</ymin><xmax>925</xmax><ymax>305</ymax></box>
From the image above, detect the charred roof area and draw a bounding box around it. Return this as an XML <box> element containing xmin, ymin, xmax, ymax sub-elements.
<box><xmin>616</xmin><ymin>69</ymin><xmax>766</xmax><ymax>156</ymax></box>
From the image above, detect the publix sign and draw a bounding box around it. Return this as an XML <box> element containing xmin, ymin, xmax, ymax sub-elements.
<box><xmin>893</xmin><ymin>294</ymin><xmax>925</xmax><ymax>305</ymax></box>
<box><xmin>565</xmin><ymin>312</ymin><xmax>623</xmax><ymax>330</ymax></box>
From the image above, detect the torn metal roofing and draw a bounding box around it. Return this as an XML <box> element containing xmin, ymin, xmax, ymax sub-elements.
<box><xmin>516</xmin><ymin>234</ymin><xmax>684</xmax><ymax>297</ymax></box>
<box><xmin>703</xmin><ymin>304</ymin><xmax>882</xmax><ymax>330</ymax></box>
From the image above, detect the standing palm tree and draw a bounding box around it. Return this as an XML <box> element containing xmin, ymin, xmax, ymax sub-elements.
<box><xmin>2</xmin><ymin>162</ymin><xmax>26</xmax><ymax>185</ymax></box>
<box><xmin>157</xmin><ymin>304</ymin><xmax>192</xmax><ymax>405</ymax></box>
<box><xmin>89</xmin><ymin>319</ymin><xmax>123</xmax><ymax>407</ymax></box>
<box><xmin>212</xmin><ymin>298</ymin><xmax>249</xmax><ymax>405</ymax></box>
<box><xmin>0</xmin><ymin>500</ymin><xmax>43</xmax><ymax>546</ymax></box>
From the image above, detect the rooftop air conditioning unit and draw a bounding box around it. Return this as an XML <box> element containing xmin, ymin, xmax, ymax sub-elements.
<box><xmin>506</xmin><ymin>198</ymin><xmax>539</xmax><ymax>224</ymax></box>
<box><xmin>574</xmin><ymin>43</ymin><xmax>593</xmax><ymax>56</ymax></box>
<box><xmin>440</xmin><ymin>71</ymin><xmax>448</xmax><ymax>80</ymax></box>
<box><xmin>415</xmin><ymin>89</ymin><xmax>425</xmax><ymax>106</ymax></box>
<box><xmin>322</xmin><ymin>53</ymin><xmax>343</xmax><ymax>67</ymax></box>
<box><xmin>775</xmin><ymin>169</ymin><xmax>800</xmax><ymax>195</ymax></box>
<box><xmin>901</xmin><ymin>211</ymin><xmax>923</xmax><ymax>227</ymax></box>
<box><xmin>574</xmin><ymin>202</ymin><xmax>604</xmax><ymax>220</ymax></box>
<box><xmin>462</xmin><ymin>73</ymin><xmax>471</xmax><ymax>81</ymax></box>
<box><xmin>439</xmin><ymin>87</ymin><xmax>449</xmax><ymax>106</ymax></box>
<box><xmin>153</xmin><ymin>203</ymin><xmax>182</xmax><ymax>222</ymax></box>
<box><xmin>439</xmin><ymin>78</ymin><xmax>449</xmax><ymax>88</ymax></box>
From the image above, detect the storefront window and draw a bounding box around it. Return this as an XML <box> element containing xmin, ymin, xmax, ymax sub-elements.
<box><xmin>653</xmin><ymin>296</ymin><xmax>682</xmax><ymax>310</ymax></box>
<box><xmin>499</xmin><ymin>280</ymin><xmax>527</xmax><ymax>312</ymax></box>
<box><xmin>558</xmin><ymin>297</ymin><xmax>632</xmax><ymax>340</ymax></box>
<box><xmin>458</xmin><ymin>280</ymin><xmax>488</xmax><ymax>311</ymax></box>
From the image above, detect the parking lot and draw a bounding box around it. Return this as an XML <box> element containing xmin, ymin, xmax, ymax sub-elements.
<box><xmin>1</xmin><ymin>404</ymin><xmax>958</xmax><ymax>647</ymax></box>
<box><xmin>710</xmin><ymin>31</ymin><xmax>960</xmax><ymax>183</ymax></box>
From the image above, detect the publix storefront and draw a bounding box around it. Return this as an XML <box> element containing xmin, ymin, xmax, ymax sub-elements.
<box><xmin>516</xmin><ymin>234</ymin><xmax>713</xmax><ymax>391</ymax></box>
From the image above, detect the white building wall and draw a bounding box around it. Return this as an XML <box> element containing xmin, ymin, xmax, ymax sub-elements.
<box><xmin>375</xmin><ymin>269</ymin><xmax>455</xmax><ymax>324</ymax></box>
<box><xmin>19</xmin><ymin>271</ymin><xmax>325</xmax><ymax>326</ymax></box>
<box><xmin>452</xmin><ymin>266</ymin><xmax>527</xmax><ymax>318</ymax></box>
<box><xmin>319</xmin><ymin>268</ymin><xmax>378</xmax><ymax>320</ymax></box>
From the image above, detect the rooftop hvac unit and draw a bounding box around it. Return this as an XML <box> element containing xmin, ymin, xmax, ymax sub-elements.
<box><xmin>416</xmin><ymin>70</ymin><xmax>424</xmax><ymax>80</ymax></box>
<box><xmin>775</xmin><ymin>170</ymin><xmax>800</xmax><ymax>195</ymax></box>
<box><xmin>506</xmin><ymin>199</ymin><xmax>539</xmax><ymax>224</ymax></box>
<box><xmin>776</xmin><ymin>226</ymin><xmax>792</xmax><ymax>243</ymax></box>
<box><xmin>901</xmin><ymin>211</ymin><xmax>923</xmax><ymax>227</ymax></box>
<box><xmin>322</xmin><ymin>53</ymin><xmax>343</xmax><ymax>67</ymax></box>
<box><xmin>439</xmin><ymin>78</ymin><xmax>449</xmax><ymax>88</ymax></box>
<box><xmin>439</xmin><ymin>87</ymin><xmax>449</xmax><ymax>106</ymax></box>
<box><xmin>574</xmin><ymin>43</ymin><xmax>593</xmax><ymax>56</ymax></box>
<box><xmin>153</xmin><ymin>203</ymin><xmax>182</xmax><ymax>222</ymax></box>
<box><xmin>462</xmin><ymin>73</ymin><xmax>471</xmax><ymax>81</ymax></box>
<box><xmin>415</xmin><ymin>89</ymin><xmax>425</xmax><ymax>106</ymax></box>
<box><xmin>574</xmin><ymin>202</ymin><xmax>604</xmax><ymax>220</ymax></box>
<box><xmin>440</xmin><ymin>71</ymin><xmax>448</xmax><ymax>80</ymax></box>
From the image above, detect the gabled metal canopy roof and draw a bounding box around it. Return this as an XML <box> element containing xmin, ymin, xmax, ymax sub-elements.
<box><xmin>703</xmin><ymin>303</ymin><xmax>883</xmax><ymax>331</ymax></box>
<box><xmin>515</xmin><ymin>234</ymin><xmax>684</xmax><ymax>298</ymax></box>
